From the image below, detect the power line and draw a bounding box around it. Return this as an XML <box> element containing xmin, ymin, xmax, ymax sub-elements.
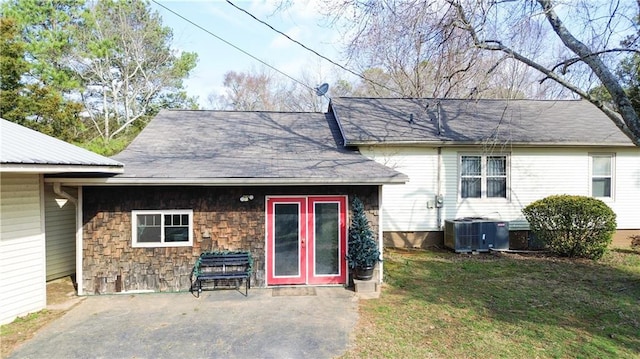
<box><xmin>225</xmin><ymin>0</ymin><xmax>403</xmax><ymax>97</ymax></box>
<box><xmin>151</xmin><ymin>0</ymin><xmax>315</xmax><ymax>92</ymax></box>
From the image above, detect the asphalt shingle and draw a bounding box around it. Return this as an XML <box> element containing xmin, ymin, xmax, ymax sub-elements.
<box><xmin>330</xmin><ymin>98</ymin><xmax>634</xmax><ymax>146</ymax></box>
<box><xmin>111</xmin><ymin>110</ymin><xmax>407</xmax><ymax>184</ymax></box>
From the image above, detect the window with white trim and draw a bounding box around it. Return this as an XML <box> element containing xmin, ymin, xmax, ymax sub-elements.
<box><xmin>591</xmin><ymin>154</ymin><xmax>614</xmax><ymax>198</ymax></box>
<box><xmin>132</xmin><ymin>210</ymin><xmax>193</xmax><ymax>247</ymax></box>
<box><xmin>459</xmin><ymin>154</ymin><xmax>508</xmax><ymax>199</ymax></box>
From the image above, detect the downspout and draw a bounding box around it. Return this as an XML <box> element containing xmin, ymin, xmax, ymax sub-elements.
<box><xmin>436</xmin><ymin>100</ymin><xmax>443</xmax><ymax>229</ymax></box>
<box><xmin>53</xmin><ymin>183</ymin><xmax>77</xmax><ymax>205</ymax></box>
<box><xmin>437</xmin><ymin>147</ymin><xmax>443</xmax><ymax>229</ymax></box>
<box><xmin>53</xmin><ymin>183</ymin><xmax>83</xmax><ymax>295</ymax></box>
<box><xmin>76</xmin><ymin>187</ymin><xmax>84</xmax><ymax>295</ymax></box>
<box><xmin>378</xmin><ymin>185</ymin><xmax>384</xmax><ymax>286</ymax></box>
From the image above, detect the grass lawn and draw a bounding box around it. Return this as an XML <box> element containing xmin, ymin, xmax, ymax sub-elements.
<box><xmin>342</xmin><ymin>247</ymin><xmax>640</xmax><ymax>359</ymax></box>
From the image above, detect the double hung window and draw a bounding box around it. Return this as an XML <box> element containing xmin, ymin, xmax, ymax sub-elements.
<box><xmin>132</xmin><ymin>210</ymin><xmax>193</xmax><ymax>247</ymax></box>
<box><xmin>460</xmin><ymin>154</ymin><xmax>508</xmax><ymax>199</ymax></box>
<box><xmin>591</xmin><ymin>154</ymin><xmax>614</xmax><ymax>198</ymax></box>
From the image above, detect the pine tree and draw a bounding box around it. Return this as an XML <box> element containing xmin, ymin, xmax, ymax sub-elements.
<box><xmin>346</xmin><ymin>197</ymin><xmax>380</xmax><ymax>269</ymax></box>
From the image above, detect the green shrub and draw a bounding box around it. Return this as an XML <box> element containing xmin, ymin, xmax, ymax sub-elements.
<box><xmin>522</xmin><ymin>195</ymin><xmax>616</xmax><ymax>259</ymax></box>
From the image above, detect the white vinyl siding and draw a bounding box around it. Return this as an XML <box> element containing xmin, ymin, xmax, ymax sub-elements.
<box><xmin>0</xmin><ymin>173</ymin><xmax>47</xmax><ymax>325</ymax></box>
<box><xmin>360</xmin><ymin>146</ymin><xmax>439</xmax><ymax>231</ymax></box>
<box><xmin>609</xmin><ymin>150</ymin><xmax>640</xmax><ymax>229</ymax></box>
<box><xmin>44</xmin><ymin>184</ymin><xmax>77</xmax><ymax>281</ymax></box>
<box><xmin>362</xmin><ymin>146</ymin><xmax>640</xmax><ymax>232</ymax></box>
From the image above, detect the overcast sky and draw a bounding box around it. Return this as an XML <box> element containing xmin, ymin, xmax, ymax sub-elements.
<box><xmin>150</xmin><ymin>0</ymin><xmax>348</xmax><ymax>108</ymax></box>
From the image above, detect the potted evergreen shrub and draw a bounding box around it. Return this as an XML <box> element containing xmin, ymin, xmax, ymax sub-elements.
<box><xmin>346</xmin><ymin>197</ymin><xmax>381</xmax><ymax>280</ymax></box>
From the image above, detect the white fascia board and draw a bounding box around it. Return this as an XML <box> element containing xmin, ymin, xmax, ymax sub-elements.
<box><xmin>45</xmin><ymin>176</ymin><xmax>408</xmax><ymax>186</ymax></box>
<box><xmin>0</xmin><ymin>164</ymin><xmax>124</xmax><ymax>174</ymax></box>
<box><xmin>347</xmin><ymin>140</ymin><xmax>636</xmax><ymax>148</ymax></box>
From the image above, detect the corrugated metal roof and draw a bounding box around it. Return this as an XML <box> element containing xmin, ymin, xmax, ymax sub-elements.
<box><xmin>109</xmin><ymin>110</ymin><xmax>407</xmax><ymax>184</ymax></box>
<box><xmin>0</xmin><ymin>118</ymin><xmax>123</xmax><ymax>171</ymax></box>
<box><xmin>330</xmin><ymin>98</ymin><xmax>635</xmax><ymax>146</ymax></box>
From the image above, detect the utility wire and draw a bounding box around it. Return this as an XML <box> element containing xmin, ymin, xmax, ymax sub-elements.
<box><xmin>226</xmin><ymin>0</ymin><xmax>403</xmax><ymax>97</ymax></box>
<box><xmin>151</xmin><ymin>0</ymin><xmax>315</xmax><ymax>92</ymax></box>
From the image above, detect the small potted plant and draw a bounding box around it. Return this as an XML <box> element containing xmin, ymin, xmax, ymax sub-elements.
<box><xmin>346</xmin><ymin>197</ymin><xmax>381</xmax><ymax>281</ymax></box>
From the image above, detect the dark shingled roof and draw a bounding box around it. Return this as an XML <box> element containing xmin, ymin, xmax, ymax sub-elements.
<box><xmin>110</xmin><ymin>110</ymin><xmax>407</xmax><ymax>184</ymax></box>
<box><xmin>330</xmin><ymin>97</ymin><xmax>634</xmax><ymax>146</ymax></box>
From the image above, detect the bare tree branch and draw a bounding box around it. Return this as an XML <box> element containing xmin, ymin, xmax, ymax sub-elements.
<box><xmin>538</xmin><ymin>0</ymin><xmax>639</xmax><ymax>145</ymax></box>
<box><xmin>446</xmin><ymin>0</ymin><xmax>639</xmax><ymax>145</ymax></box>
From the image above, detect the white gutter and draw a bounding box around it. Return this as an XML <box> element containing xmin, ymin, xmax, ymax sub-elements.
<box><xmin>45</xmin><ymin>176</ymin><xmax>409</xmax><ymax>186</ymax></box>
<box><xmin>0</xmin><ymin>164</ymin><xmax>123</xmax><ymax>174</ymax></box>
<box><xmin>52</xmin><ymin>182</ymin><xmax>83</xmax><ymax>295</ymax></box>
<box><xmin>345</xmin><ymin>141</ymin><xmax>636</xmax><ymax>148</ymax></box>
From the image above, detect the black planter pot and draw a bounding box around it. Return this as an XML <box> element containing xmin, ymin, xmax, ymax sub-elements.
<box><xmin>353</xmin><ymin>266</ymin><xmax>375</xmax><ymax>281</ymax></box>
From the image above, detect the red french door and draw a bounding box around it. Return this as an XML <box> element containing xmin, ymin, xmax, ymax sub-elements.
<box><xmin>266</xmin><ymin>196</ymin><xmax>347</xmax><ymax>285</ymax></box>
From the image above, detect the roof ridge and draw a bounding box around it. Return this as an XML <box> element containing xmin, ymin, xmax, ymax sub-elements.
<box><xmin>163</xmin><ymin>109</ymin><xmax>324</xmax><ymax>115</ymax></box>
<box><xmin>332</xmin><ymin>97</ymin><xmax>585</xmax><ymax>102</ymax></box>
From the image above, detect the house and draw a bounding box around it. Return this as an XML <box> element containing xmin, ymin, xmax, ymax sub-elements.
<box><xmin>328</xmin><ymin>98</ymin><xmax>640</xmax><ymax>249</ymax></box>
<box><xmin>30</xmin><ymin>98</ymin><xmax>639</xmax><ymax>299</ymax></box>
<box><xmin>47</xmin><ymin>111</ymin><xmax>407</xmax><ymax>295</ymax></box>
<box><xmin>0</xmin><ymin>118</ymin><xmax>122</xmax><ymax>324</ymax></box>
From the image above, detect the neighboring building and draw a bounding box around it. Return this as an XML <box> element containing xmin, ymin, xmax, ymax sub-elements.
<box><xmin>329</xmin><ymin>98</ymin><xmax>640</xmax><ymax>249</ymax></box>
<box><xmin>48</xmin><ymin>110</ymin><xmax>407</xmax><ymax>295</ymax></box>
<box><xmin>0</xmin><ymin>119</ymin><xmax>122</xmax><ymax>325</ymax></box>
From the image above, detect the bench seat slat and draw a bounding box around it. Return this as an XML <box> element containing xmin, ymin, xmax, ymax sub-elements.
<box><xmin>192</xmin><ymin>252</ymin><xmax>251</xmax><ymax>297</ymax></box>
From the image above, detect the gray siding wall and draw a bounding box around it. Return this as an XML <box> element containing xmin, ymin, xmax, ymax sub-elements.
<box><xmin>44</xmin><ymin>185</ymin><xmax>77</xmax><ymax>280</ymax></box>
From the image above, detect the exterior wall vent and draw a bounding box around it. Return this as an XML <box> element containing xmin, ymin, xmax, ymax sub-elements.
<box><xmin>444</xmin><ymin>217</ymin><xmax>509</xmax><ymax>252</ymax></box>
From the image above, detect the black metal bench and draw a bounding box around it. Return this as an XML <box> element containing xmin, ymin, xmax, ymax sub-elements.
<box><xmin>191</xmin><ymin>252</ymin><xmax>252</xmax><ymax>297</ymax></box>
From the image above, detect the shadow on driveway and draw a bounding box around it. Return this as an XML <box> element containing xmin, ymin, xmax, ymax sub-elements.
<box><xmin>8</xmin><ymin>287</ymin><xmax>358</xmax><ymax>359</ymax></box>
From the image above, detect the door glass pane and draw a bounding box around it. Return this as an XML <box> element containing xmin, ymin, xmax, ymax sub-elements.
<box><xmin>314</xmin><ymin>203</ymin><xmax>339</xmax><ymax>275</ymax></box>
<box><xmin>274</xmin><ymin>204</ymin><xmax>300</xmax><ymax>276</ymax></box>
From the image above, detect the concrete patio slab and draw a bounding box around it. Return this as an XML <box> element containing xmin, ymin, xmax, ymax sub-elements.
<box><xmin>8</xmin><ymin>287</ymin><xmax>358</xmax><ymax>359</ymax></box>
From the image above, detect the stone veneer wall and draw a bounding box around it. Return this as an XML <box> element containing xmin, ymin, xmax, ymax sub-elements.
<box><xmin>82</xmin><ymin>185</ymin><xmax>379</xmax><ymax>294</ymax></box>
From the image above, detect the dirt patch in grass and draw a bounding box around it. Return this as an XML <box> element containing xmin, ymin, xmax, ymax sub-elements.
<box><xmin>1</xmin><ymin>276</ymin><xmax>77</xmax><ymax>358</ymax></box>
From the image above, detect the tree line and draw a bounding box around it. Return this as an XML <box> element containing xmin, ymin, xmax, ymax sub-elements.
<box><xmin>1</xmin><ymin>0</ymin><xmax>198</xmax><ymax>155</ymax></box>
<box><xmin>2</xmin><ymin>0</ymin><xmax>639</xmax><ymax>149</ymax></box>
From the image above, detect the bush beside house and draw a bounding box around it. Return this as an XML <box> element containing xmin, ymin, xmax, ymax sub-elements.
<box><xmin>522</xmin><ymin>195</ymin><xmax>617</xmax><ymax>259</ymax></box>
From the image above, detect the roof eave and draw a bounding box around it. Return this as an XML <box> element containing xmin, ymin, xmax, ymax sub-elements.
<box><xmin>346</xmin><ymin>140</ymin><xmax>637</xmax><ymax>147</ymax></box>
<box><xmin>45</xmin><ymin>176</ymin><xmax>408</xmax><ymax>186</ymax></box>
<box><xmin>0</xmin><ymin>164</ymin><xmax>124</xmax><ymax>174</ymax></box>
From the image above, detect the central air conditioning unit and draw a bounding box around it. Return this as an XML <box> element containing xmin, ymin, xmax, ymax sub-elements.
<box><xmin>444</xmin><ymin>217</ymin><xmax>509</xmax><ymax>253</ymax></box>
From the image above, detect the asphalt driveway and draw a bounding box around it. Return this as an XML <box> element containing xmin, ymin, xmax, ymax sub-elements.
<box><xmin>8</xmin><ymin>287</ymin><xmax>358</xmax><ymax>359</ymax></box>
